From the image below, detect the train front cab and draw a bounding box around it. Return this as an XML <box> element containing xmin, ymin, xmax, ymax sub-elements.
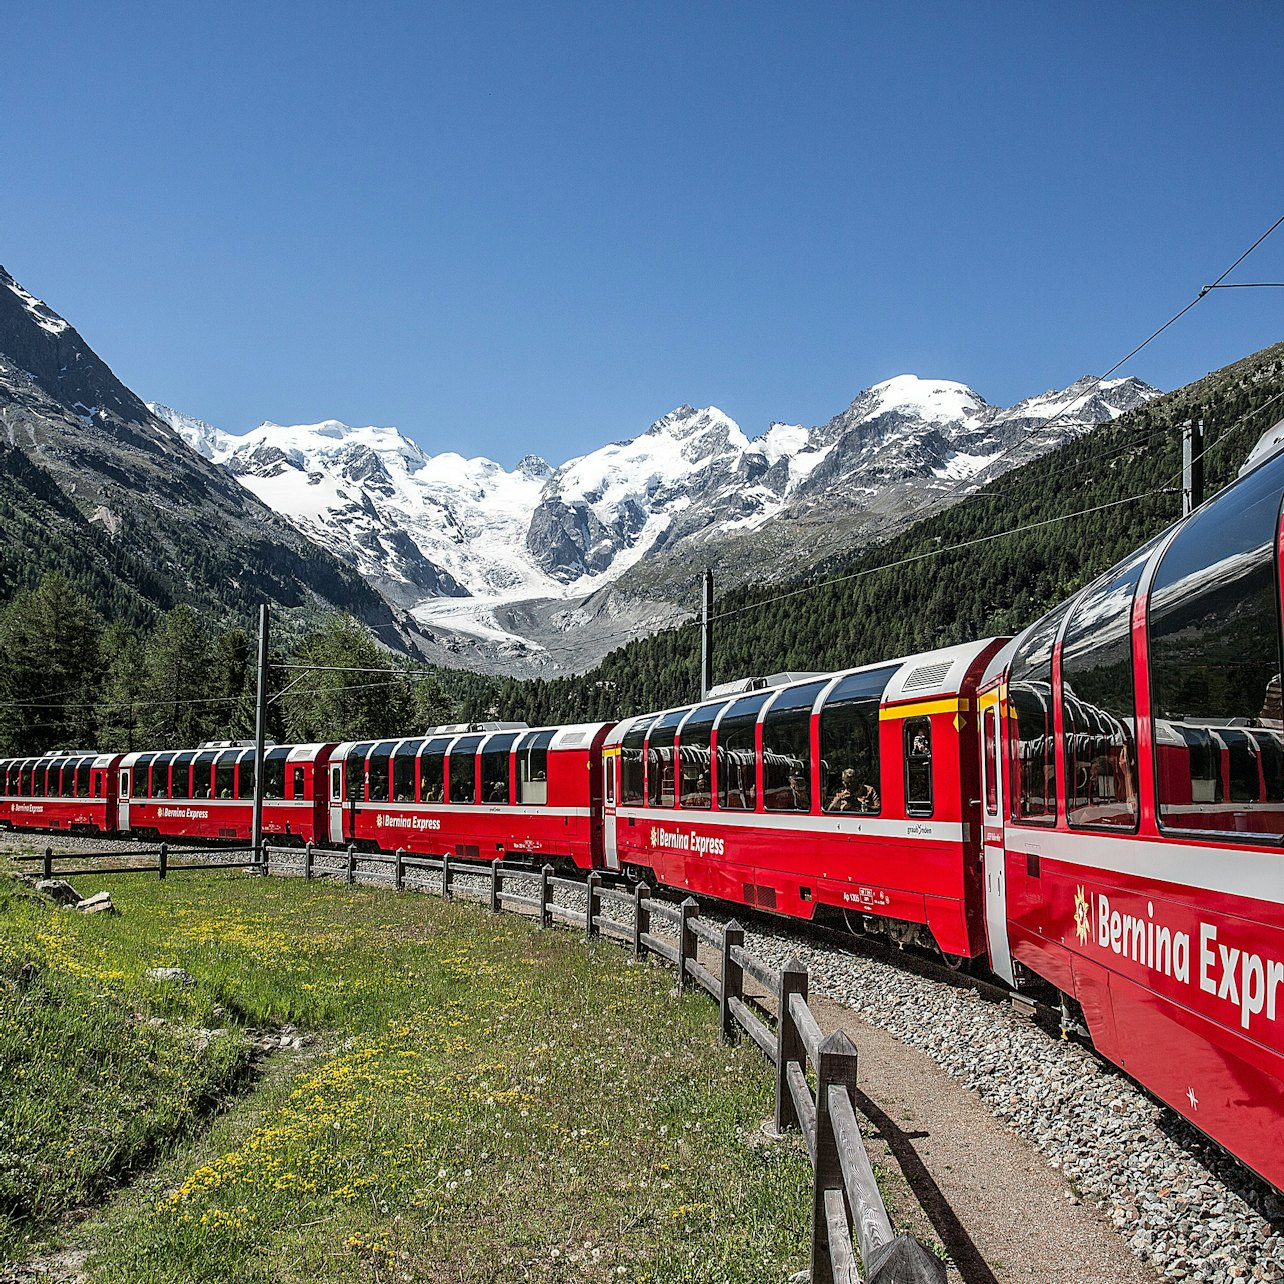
<box><xmin>982</xmin><ymin>447</ymin><xmax>1284</xmax><ymax>1190</ymax></box>
<box><xmin>602</xmin><ymin>638</ymin><xmax>1004</xmax><ymax>958</ymax></box>
<box><xmin>333</xmin><ymin>723</ymin><xmax>611</xmax><ymax>867</ymax></box>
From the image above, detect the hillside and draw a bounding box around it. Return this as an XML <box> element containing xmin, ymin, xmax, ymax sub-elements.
<box><xmin>432</xmin><ymin>340</ymin><xmax>1284</xmax><ymax>725</ymax></box>
<box><xmin>0</xmin><ymin>267</ymin><xmax>412</xmax><ymax>645</ymax></box>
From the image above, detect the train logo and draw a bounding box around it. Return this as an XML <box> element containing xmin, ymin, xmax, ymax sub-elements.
<box><xmin>1074</xmin><ymin>885</ymin><xmax>1091</xmax><ymax>946</ymax></box>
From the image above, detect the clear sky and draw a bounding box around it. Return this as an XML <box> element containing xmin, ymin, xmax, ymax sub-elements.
<box><xmin>3</xmin><ymin>2</ymin><xmax>1281</xmax><ymax>466</ymax></box>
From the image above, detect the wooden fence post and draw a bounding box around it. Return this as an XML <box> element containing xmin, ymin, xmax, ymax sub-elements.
<box><xmin>490</xmin><ymin>860</ymin><xmax>501</xmax><ymax>913</ymax></box>
<box><xmin>720</xmin><ymin>919</ymin><xmax>744</xmax><ymax>1043</ymax></box>
<box><xmin>677</xmin><ymin>897</ymin><xmax>699</xmax><ymax>989</ymax></box>
<box><xmin>585</xmin><ymin>871</ymin><xmax>601</xmax><ymax>939</ymax></box>
<box><xmin>158</xmin><ymin>843</ymin><xmax>168</xmax><ymax>881</ymax></box>
<box><xmin>395</xmin><ymin>848</ymin><xmax>405</xmax><ymax>891</ymax></box>
<box><xmin>442</xmin><ymin>853</ymin><xmax>451</xmax><ymax>901</ymax></box>
<box><xmin>540</xmin><ymin>864</ymin><xmax>553</xmax><ymax>927</ymax></box>
<box><xmin>303</xmin><ymin>842</ymin><xmax>313</xmax><ymax>881</ymax></box>
<box><xmin>775</xmin><ymin>956</ymin><xmax>809</xmax><ymax>1134</ymax></box>
<box><xmin>811</xmin><ymin>1030</ymin><xmax>860</xmax><ymax>1284</ymax></box>
<box><xmin>43</xmin><ymin>847</ymin><xmax>52</xmax><ymax>880</ymax></box>
<box><xmin>346</xmin><ymin>844</ymin><xmax>355</xmax><ymax>885</ymax></box>
<box><xmin>633</xmin><ymin>882</ymin><xmax>651</xmax><ymax>959</ymax></box>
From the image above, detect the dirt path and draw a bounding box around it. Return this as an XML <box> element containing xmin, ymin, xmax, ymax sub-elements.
<box><xmin>691</xmin><ymin>937</ymin><xmax>1157</xmax><ymax>1284</ymax></box>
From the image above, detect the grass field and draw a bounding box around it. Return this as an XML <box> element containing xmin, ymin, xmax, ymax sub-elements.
<box><xmin>0</xmin><ymin>864</ymin><xmax>811</xmax><ymax>1283</ymax></box>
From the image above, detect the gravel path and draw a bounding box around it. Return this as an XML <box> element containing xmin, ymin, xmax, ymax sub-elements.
<box><xmin>12</xmin><ymin>837</ymin><xmax>1284</xmax><ymax>1282</ymax></box>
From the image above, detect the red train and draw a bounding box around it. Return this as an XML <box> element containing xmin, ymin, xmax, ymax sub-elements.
<box><xmin>2</xmin><ymin>444</ymin><xmax>1282</xmax><ymax>1189</ymax></box>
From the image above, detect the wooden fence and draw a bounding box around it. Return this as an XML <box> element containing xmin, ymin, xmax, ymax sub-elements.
<box><xmin>264</xmin><ymin>844</ymin><xmax>944</xmax><ymax>1284</ymax></box>
<box><xmin>19</xmin><ymin>844</ymin><xmax>260</xmax><ymax>881</ymax></box>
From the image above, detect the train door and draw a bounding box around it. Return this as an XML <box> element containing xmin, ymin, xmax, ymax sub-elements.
<box><xmin>979</xmin><ymin>697</ymin><xmax>1015</xmax><ymax>984</ymax></box>
<box><xmin>118</xmin><ymin>767</ymin><xmax>132</xmax><ymax>832</ymax></box>
<box><xmin>602</xmin><ymin>749</ymin><xmax>619</xmax><ymax>871</ymax></box>
<box><xmin>328</xmin><ymin>762</ymin><xmax>344</xmax><ymax>844</ymax></box>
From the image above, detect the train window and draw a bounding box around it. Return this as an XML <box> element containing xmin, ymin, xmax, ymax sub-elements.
<box><xmin>1061</xmin><ymin>546</ymin><xmax>1150</xmax><ymax>830</ymax></box>
<box><xmin>717</xmin><ymin>693</ymin><xmax>770</xmax><ymax>811</ymax></box>
<box><xmin>392</xmin><ymin>742</ymin><xmax>420</xmax><ymax>803</ymax></box>
<box><xmin>1009</xmin><ymin>605</ymin><xmax>1071</xmax><ymax>824</ymax></box>
<box><xmin>1149</xmin><ymin>460</ymin><xmax>1284</xmax><ymax>838</ymax></box>
<box><xmin>646</xmin><ymin>710</ymin><xmax>686</xmax><ymax>808</ymax></box>
<box><xmin>605</xmin><ymin>756</ymin><xmax>616</xmax><ymax>805</ymax></box>
<box><xmin>678</xmin><ymin>703</ymin><xmax>724</xmax><ymax>809</ymax></box>
<box><xmin>31</xmin><ymin>762</ymin><xmax>47</xmax><ymax>797</ymax></box>
<box><xmin>763</xmin><ymin>682</ymin><xmax>826</xmax><ymax>812</ymax></box>
<box><xmin>820</xmin><ymin>666</ymin><xmax>896</xmax><ymax>815</ymax></box>
<box><xmin>290</xmin><ymin>765</ymin><xmax>305</xmax><ymax>799</ymax></box>
<box><xmin>237</xmin><ymin>754</ymin><xmax>256</xmax><ymax>801</ymax></box>
<box><xmin>983</xmin><ymin>707</ymin><xmax>998</xmax><ymax>816</ymax></box>
<box><xmin>170</xmin><ymin>752</ymin><xmax>194</xmax><ymax>800</ymax></box>
<box><xmin>448</xmin><ymin>735</ymin><xmax>483</xmax><ymax>804</ymax></box>
<box><xmin>515</xmin><ymin>730</ymin><xmax>555</xmax><ymax>805</ymax></box>
<box><xmin>346</xmin><ymin>744</ymin><xmax>372</xmax><ymax>801</ymax></box>
<box><xmin>365</xmin><ymin>742</ymin><xmax>396</xmax><ymax>804</ymax></box>
<box><xmin>263</xmin><ymin>749</ymin><xmax>290</xmax><ymax>800</ymax></box>
<box><xmin>617</xmin><ymin>719</ymin><xmax>653</xmax><ymax>808</ymax></box>
<box><xmin>119</xmin><ymin>768</ymin><xmax>130</xmax><ymax>799</ymax></box>
<box><xmin>59</xmin><ymin>763</ymin><xmax>75</xmax><ymax>796</ymax></box>
<box><xmin>904</xmin><ymin>718</ymin><xmax>933</xmax><ymax>817</ymax></box>
<box><xmin>214</xmin><ymin>752</ymin><xmax>237</xmax><ymax>799</ymax></box>
<box><xmin>480</xmin><ymin>733</ymin><xmax>518</xmax><ymax>805</ymax></box>
<box><xmin>153</xmin><ymin>754</ymin><xmax>175</xmax><ymax>798</ymax></box>
<box><xmin>192</xmin><ymin>751</ymin><xmax>216</xmax><ymax>799</ymax></box>
<box><xmin>417</xmin><ymin>738</ymin><xmax>450</xmax><ymax>803</ymax></box>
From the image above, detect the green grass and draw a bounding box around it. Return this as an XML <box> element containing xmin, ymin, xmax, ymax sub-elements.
<box><xmin>0</xmin><ymin>866</ymin><xmax>810</xmax><ymax>1282</ymax></box>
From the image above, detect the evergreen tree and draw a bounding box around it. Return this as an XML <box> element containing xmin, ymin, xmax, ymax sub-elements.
<box><xmin>96</xmin><ymin>619</ymin><xmax>146</xmax><ymax>753</ymax></box>
<box><xmin>139</xmin><ymin>605</ymin><xmax>216</xmax><ymax>747</ymax></box>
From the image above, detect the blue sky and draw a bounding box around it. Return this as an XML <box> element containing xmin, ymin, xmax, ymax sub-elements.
<box><xmin>3</xmin><ymin>2</ymin><xmax>1281</xmax><ymax>466</ymax></box>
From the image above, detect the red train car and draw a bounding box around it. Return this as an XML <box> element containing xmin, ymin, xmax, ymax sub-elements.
<box><xmin>328</xmin><ymin>722</ymin><xmax>612</xmax><ymax>868</ymax></box>
<box><xmin>0</xmin><ymin>750</ymin><xmax>121</xmax><ymax>835</ymax></box>
<box><xmin>117</xmin><ymin>742</ymin><xmax>335</xmax><ymax>844</ymax></box>
<box><xmin>979</xmin><ymin>444</ymin><xmax>1284</xmax><ymax>1190</ymax></box>
<box><xmin>602</xmin><ymin>639</ymin><xmax>1004</xmax><ymax>960</ymax></box>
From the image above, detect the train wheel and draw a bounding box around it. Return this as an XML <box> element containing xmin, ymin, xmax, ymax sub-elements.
<box><xmin>941</xmin><ymin>952</ymin><xmax>974</xmax><ymax>975</ymax></box>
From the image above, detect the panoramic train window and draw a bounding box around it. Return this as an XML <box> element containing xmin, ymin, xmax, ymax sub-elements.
<box><xmin>480</xmin><ymin>733</ymin><xmax>518</xmax><ymax>805</ymax></box>
<box><xmin>763</xmin><ymin>682</ymin><xmax>826</xmax><ymax>812</ymax></box>
<box><xmin>58</xmin><ymin>763</ymin><xmax>74</xmax><ymax>796</ymax></box>
<box><xmin>515</xmin><ymin>729</ymin><xmax>556</xmax><ymax>805</ymax></box>
<box><xmin>153</xmin><ymin>754</ymin><xmax>176</xmax><ymax>798</ymax></box>
<box><xmin>449</xmin><ymin>735</ymin><xmax>483</xmax><ymax>804</ymax></box>
<box><xmin>345</xmin><ymin>744</ymin><xmax>371</xmax><ymax>801</ymax></box>
<box><xmin>820</xmin><ymin>665</ymin><xmax>896</xmax><ymax>815</ymax></box>
<box><xmin>214</xmin><ymin>752</ymin><xmax>237</xmax><ymax>799</ymax></box>
<box><xmin>717</xmin><ymin>694</ymin><xmax>770</xmax><ymax>811</ymax></box>
<box><xmin>618</xmin><ymin>720</ymin><xmax>653</xmax><ymax>807</ymax></box>
<box><xmin>904</xmin><ymin>718</ymin><xmax>933</xmax><ymax>817</ymax></box>
<box><xmin>238</xmin><ymin>753</ymin><xmax>256</xmax><ymax>801</ymax></box>
<box><xmin>1061</xmin><ymin>545</ymin><xmax>1151</xmax><ymax>830</ymax></box>
<box><xmin>1009</xmin><ymin>604</ymin><xmax>1071</xmax><ymax>823</ymax></box>
<box><xmin>1149</xmin><ymin>461</ymin><xmax>1284</xmax><ymax>838</ymax></box>
<box><xmin>32</xmin><ymin>761</ymin><xmax>48</xmax><ymax>797</ymax></box>
<box><xmin>392</xmin><ymin>742</ymin><xmax>420</xmax><ymax>803</ymax></box>
<box><xmin>678</xmin><ymin>702</ymin><xmax>724</xmax><ymax>809</ymax></box>
<box><xmin>170</xmin><ymin>752</ymin><xmax>194</xmax><ymax>800</ymax></box>
<box><xmin>417</xmin><ymin>738</ymin><xmax>450</xmax><ymax>802</ymax></box>
<box><xmin>193</xmin><ymin>751</ymin><xmax>217</xmax><ymax>799</ymax></box>
<box><xmin>365</xmin><ymin>741</ymin><xmax>396</xmax><ymax>804</ymax></box>
<box><xmin>262</xmin><ymin>748</ymin><xmax>290</xmax><ymax>800</ymax></box>
<box><xmin>646</xmin><ymin>710</ymin><xmax>687</xmax><ymax>808</ymax></box>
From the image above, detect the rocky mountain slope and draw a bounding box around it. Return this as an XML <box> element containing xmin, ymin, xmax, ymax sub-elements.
<box><xmin>156</xmin><ymin>371</ymin><xmax>1157</xmax><ymax>673</ymax></box>
<box><xmin>0</xmin><ymin>266</ymin><xmax>411</xmax><ymax>644</ymax></box>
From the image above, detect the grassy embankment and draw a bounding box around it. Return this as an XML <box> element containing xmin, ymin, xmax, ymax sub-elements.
<box><xmin>0</xmin><ymin>864</ymin><xmax>810</xmax><ymax>1283</ymax></box>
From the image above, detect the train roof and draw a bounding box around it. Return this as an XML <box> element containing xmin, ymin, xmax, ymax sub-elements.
<box><xmin>119</xmin><ymin>743</ymin><xmax>334</xmax><ymax>767</ymax></box>
<box><xmin>605</xmin><ymin>639</ymin><xmax>1003</xmax><ymax>746</ymax></box>
<box><xmin>330</xmin><ymin>722</ymin><xmax>612</xmax><ymax>758</ymax></box>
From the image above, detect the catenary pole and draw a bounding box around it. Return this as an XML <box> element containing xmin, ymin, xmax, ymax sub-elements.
<box><xmin>700</xmin><ymin>569</ymin><xmax>714</xmax><ymax>699</ymax></box>
<box><xmin>251</xmin><ymin>602</ymin><xmax>269</xmax><ymax>867</ymax></box>
<box><xmin>1183</xmin><ymin>418</ymin><xmax>1205</xmax><ymax>516</ymax></box>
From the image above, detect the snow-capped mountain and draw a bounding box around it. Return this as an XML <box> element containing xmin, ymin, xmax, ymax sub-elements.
<box><xmin>152</xmin><ymin>371</ymin><xmax>1157</xmax><ymax>672</ymax></box>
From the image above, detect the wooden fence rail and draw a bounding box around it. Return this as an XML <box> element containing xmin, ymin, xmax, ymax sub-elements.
<box><xmin>252</xmin><ymin>844</ymin><xmax>944</xmax><ymax>1282</ymax></box>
